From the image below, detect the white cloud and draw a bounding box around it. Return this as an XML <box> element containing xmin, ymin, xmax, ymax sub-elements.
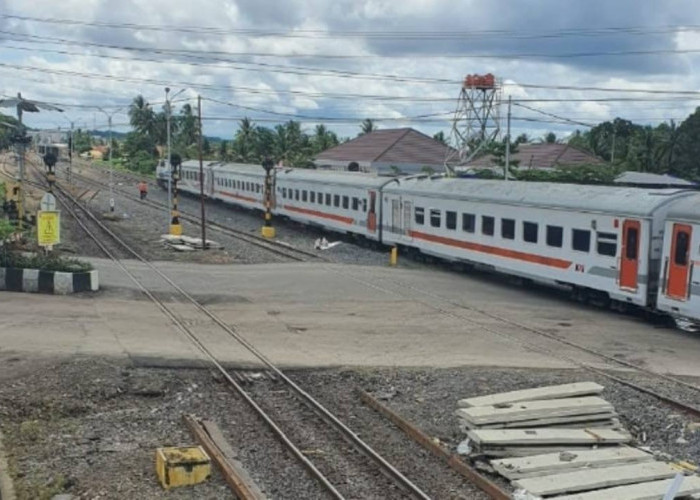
<box><xmin>2</xmin><ymin>0</ymin><xmax>700</xmax><ymax>141</ymax></box>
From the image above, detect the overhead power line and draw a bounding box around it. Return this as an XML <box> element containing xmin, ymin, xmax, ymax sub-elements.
<box><xmin>4</xmin><ymin>13</ymin><xmax>700</xmax><ymax>41</ymax></box>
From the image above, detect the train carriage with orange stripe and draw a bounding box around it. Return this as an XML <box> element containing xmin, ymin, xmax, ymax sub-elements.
<box><xmin>657</xmin><ymin>197</ymin><xmax>700</xmax><ymax>324</ymax></box>
<box><xmin>382</xmin><ymin>176</ymin><xmax>693</xmax><ymax>310</ymax></box>
<box><xmin>273</xmin><ymin>168</ymin><xmax>391</xmax><ymax>240</ymax></box>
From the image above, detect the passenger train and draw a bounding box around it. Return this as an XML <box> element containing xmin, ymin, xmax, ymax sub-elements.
<box><xmin>156</xmin><ymin>160</ymin><xmax>700</xmax><ymax>326</ymax></box>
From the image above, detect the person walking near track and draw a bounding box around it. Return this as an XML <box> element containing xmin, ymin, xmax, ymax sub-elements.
<box><xmin>138</xmin><ymin>180</ymin><xmax>148</xmax><ymax>200</ymax></box>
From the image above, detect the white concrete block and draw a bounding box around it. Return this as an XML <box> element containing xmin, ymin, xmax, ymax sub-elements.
<box><xmin>23</xmin><ymin>269</ymin><xmax>39</xmax><ymax>293</ymax></box>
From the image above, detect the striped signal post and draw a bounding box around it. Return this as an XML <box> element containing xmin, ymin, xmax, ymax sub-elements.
<box><xmin>169</xmin><ymin>153</ymin><xmax>182</xmax><ymax>236</ymax></box>
<box><xmin>261</xmin><ymin>158</ymin><xmax>275</xmax><ymax>238</ymax></box>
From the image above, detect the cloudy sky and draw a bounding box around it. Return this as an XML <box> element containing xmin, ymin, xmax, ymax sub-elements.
<box><xmin>1</xmin><ymin>0</ymin><xmax>700</xmax><ymax>142</ymax></box>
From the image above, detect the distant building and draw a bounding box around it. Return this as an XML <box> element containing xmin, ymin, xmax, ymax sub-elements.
<box><xmin>467</xmin><ymin>143</ymin><xmax>605</xmax><ymax>173</ymax></box>
<box><xmin>313</xmin><ymin>128</ymin><xmax>456</xmax><ymax>175</ymax></box>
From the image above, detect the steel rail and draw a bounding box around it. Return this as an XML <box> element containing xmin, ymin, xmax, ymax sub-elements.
<box><xmin>330</xmin><ymin>267</ymin><xmax>700</xmax><ymax>419</ymax></box>
<box><xmin>46</xmin><ymin>172</ymin><xmax>431</xmax><ymax>499</ymax></box>
<box><xmin>68</xmin><ymin>168</ymin><xmax>324</xmax><ymax>262</ymax></box>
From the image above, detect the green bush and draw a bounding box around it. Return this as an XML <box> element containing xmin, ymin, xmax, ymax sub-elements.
<box><xmin>0</xmin><ymin>252</ymin><xmax>93</xmax><ymax>272</ymax></box>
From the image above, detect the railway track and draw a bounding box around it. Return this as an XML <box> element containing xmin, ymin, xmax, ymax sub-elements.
<box><xmin>28</xmin><ymin>162</ymin><xmax>434</xmax><ymax>499</ymax></box>
<box><xmin>337</xmin><ymin>265</ymin><xmax>700</xmax><ymax>419</ymax></box>
<box><xmin>65</xmin><ymin>165</ymin><xmax>324</xmax><ymax>263</ymax></box>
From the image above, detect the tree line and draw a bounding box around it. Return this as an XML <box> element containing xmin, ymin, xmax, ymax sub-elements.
<box><xmin>42</xmin><ymin>92</ymin><xmax>700</xmax><ymax>183</ymax></box>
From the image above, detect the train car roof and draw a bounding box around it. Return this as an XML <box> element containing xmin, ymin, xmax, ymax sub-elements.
<box><xmin>665</xmin><ymin>193</ymin><xmax>700</xmax><ymax>222</ymax></box>
<box><xmin>276</xmin><ymin>167</ymin><xmax>391</xmax><ymax>188</ymax></box>
<box><xmin>183</xmin><ymin>162</ymin><xmax>390</xmax><ymax>187</ymax></box>
<box><xmin>384</xmin><ymin>176</ymin><xmax>694</xmax><ymax>217</ymax></box>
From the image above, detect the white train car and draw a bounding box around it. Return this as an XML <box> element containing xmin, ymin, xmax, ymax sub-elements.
<box><xmin>210</xmin><ymin>163</ymin><xmax>267</xmax><ymax>210</ymax></box>
<box><xmin>383</xmin><ymin>176</ymin><xmax>693</xmax><ymax>307</ymax></box>
<box><xmin>656</xmin><ymin>194</ymin><xmax>700</xmax><ymax>323</ymax></box>
<box><xmin>274</xmin><ymin>169</ymin><xmax>391</xmax><ymax>240</ymax></box>
<box><xmin>179</xmin><ymin>160</ymin><xmax>217</xmax><ymax>197</ymax></box>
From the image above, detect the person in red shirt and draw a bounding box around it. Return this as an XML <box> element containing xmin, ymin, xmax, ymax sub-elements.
<box><xmin>138</xmin><ymin>180</ymin><xmax>148</xmax><ymax>200</ymax></box>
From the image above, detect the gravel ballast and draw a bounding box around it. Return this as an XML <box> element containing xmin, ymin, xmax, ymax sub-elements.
<box><xmin>2</xmin><ymin>357</ymin><xmax>700</xmax><ymax>499</ymax></box>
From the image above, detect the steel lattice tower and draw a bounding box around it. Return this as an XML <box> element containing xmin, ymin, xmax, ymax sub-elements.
<box><xmin>444</xmin><ymin>74</ymin><xmax>502</xmax><ymax>175</ymax></box>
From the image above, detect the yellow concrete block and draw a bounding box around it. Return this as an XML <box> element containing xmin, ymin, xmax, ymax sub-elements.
<box><xmin>169</xmin><ymin>223</ymin><xmax>183</xmax><ymax>236</ymax></box>
<box><xmin>390</xmin><ymin>246</ymin><xmax>398</xmax><ymax>266</ymax></box>
<box><xmin>261</xmin><ymin>226</ymin><xmax>276</xmax><ymax>238</ymax></box>
<box><xmin>156</xmin><ymin>446</ymin><xmax>211</xmax><ymax>489</ymax></box>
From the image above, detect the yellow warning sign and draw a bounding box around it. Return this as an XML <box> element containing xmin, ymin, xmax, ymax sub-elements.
<box><xmin>37</xmin><ymin>211</ymin><xmax>61</xmax><ymax>247</ymax></box>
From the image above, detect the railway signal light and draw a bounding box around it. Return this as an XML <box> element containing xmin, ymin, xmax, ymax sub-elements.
<box><xmin>261</xmin><ymin>158</ymin><xmax>275</xmax><ymax>238</ymax></box>
<box><xmin>169</xmin><ymin>153</ymin><xmax>183</xmax><ymax>236</ymax></box>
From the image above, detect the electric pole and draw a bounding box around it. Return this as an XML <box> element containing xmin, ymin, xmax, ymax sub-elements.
<box><xmin>505</xmin><ymin>95</ymin><xmax>512</xmax><ymax>181</ymax></box>
<box><xmin>166</xmin><ymin>87</ymin><xmax>172</xmax><ymax>232</ymax></box>
<box><xmin>197</xmin><ymin>95</ymin><xmax>207</xmax><ymax>249</ymax></box>
<box><xmin>97</xmin><ymin>107</ymin><xmax>124</xmax><ymax>213</ymax></box>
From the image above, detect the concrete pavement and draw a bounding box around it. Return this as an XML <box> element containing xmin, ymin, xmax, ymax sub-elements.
<box><xmin>1</xmin><ymin>258</ymin><xmax>699</xmax><ymax>376</ymax></box>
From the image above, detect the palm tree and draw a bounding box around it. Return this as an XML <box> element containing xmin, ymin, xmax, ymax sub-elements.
<box><xmin>128</xmin><ymin>95</ymin><xmax>156</xmax><ymax>138</ymax></box>
<box><xmin>233</xmin><ymin>117</ymin><xmax>257</xmax><ymax>162</ymax></box>
<box><xmin>359</xmin><ymin>118</ymin><xmax>377</xmax><ymax>136</ymax></box>
<box><xmin>656</xmin><ymin>120</ymin><xmax>681</xmax><ymax>173</ymax></box>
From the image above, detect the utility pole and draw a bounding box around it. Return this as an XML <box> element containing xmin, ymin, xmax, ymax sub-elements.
<box><xmin>197</xmin><ymin>95</ymin><xmax>207</xmax><ymax>249</ymax></box>
<box><xmin>504</xmin><ymin>95</ymin><xmax>512</xmax><ymax>181</ymax></box>
<box><xmin>108</xmin><ymin>115</ymin><xmax>114</xmax><ymax>211</ymax></box>
<box><xmin>68</xmin><ymin>120</ymin><xmax>74</xmax><ymax>184</ymax></box>
<box><xmin>165</xmin><ymin>87</ymin><xmax>172</xmax><ymax>233</ymax></box>
<box><xmin>97</xmin><ymin>107</ymin><xmax>123</xmax><ymax>213</ymax></box>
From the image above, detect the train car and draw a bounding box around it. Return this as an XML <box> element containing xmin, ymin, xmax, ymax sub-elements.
<box><xmin>274</xmin><ymin>168</ymin><xmax>391</xmax><ymax>241</ymax></box>
<box><xmin>210</xmin><ymin>163</ymin><xmax>267</xmax><ymax>211</ymax></box>
<box><xmin>178</xmin><ymin>160</ymin><xmax>217</xmax><ymax>197</ymax></box>
<box><xmin>656</xmin><ymin>194</ymin><xmax>700</xmax><ymax>324</ymax></box>
<box><xmin>382</xmin><ymin>176</ymin><xmax>694</xmax><ymax>308</ymax></box>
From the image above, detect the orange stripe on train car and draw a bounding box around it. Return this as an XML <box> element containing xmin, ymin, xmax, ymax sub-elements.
<box><xmin>283</xmin><ymin>205</ymin><xmax>354</xmax><ymax>225</ymax></box>
<box><xmin>219</xmin><ymin>191</ymin><xmax>258</xmax><ymax>203</ymax></box>
<box><xmin>408</xmin><ymin>230</ymin><xmax>572</xmax><ymax>269</ymax></box>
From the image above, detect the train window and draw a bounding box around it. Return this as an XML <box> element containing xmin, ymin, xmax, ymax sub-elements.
<box><xmin>318</xmin><ymin>192</ymin><xmax>323</xmax><ymax>204</ymax></box>
<box><xmin>282</xmin><ymin>187</ymin><xmax>287</xmax><ymax>198</ymax></box>
<box><xmin>501</xmin><ymin>218</ymin><xmax>515</xmax><ymax>240</ymax></box>
<box><xmin>482</xmin><ymin>216</ymin><xmax>495</xmax><ymax>236</ymax></box>
<box><xmin>546</xmin><ymin>225</ymin><xmax>563</xmax><ymax>247</ymax></box>
<box><xmin>523</xmin><ymin>221</ymin><xmax>538</xmax><ymax>243</ymax></box>
<box><xmin>302</xmin><ymin>190</ymin><xmax>308</xmax><ymax>202</ymax></box>
<box><xmin>674</xmin><ymin>231</ymin><xmax>689</xmax><ymax>265</ymax></box>
<box><xmin>626</xmin><ymin>227</ymin><xmax>639</xmax><ymax>260</ymax></box>
<box><xmin>430</xmin><ymin>209</ymin><xmax>441</xmax><ymax>228</ymax></box>
<box><xmin>362</xmin><ymin>199</ymin><xmax>367</xmax><ymax>212</ymax></box>
<box><xmin>257</xmin><ymin>184</ymin><xmax>261</xmax><ymax>193</ymax></box>
<box><xmin>342</xmin><ymin>196</ymin><xmax>349</xmax><ymax>209</ymax></box>
<box><xmin>326</xmin><ymin>193</ymin><xmax>332</xmax><ymax>205</ymax></box>
<box><xmin>334</xmin><ymin>194</ymin><xmax>340</xmax><ymax>207</ymax></box>
<box><xmin>446</xmin><ymin>211</ymin><xmax>457</xmax><ymax>230</ymax></box>
<box><xmin>294</xmin><ymin>189</ymin><xmax>300</xmax><ymax>201</ymax></box>
<box><xmin>572</xmin><ymin>229</ymin><xmax>591</xmax><ymax>252</ymax></box>
<box><xmin>310</xmin><ymin>192</ymin><xmax>316</xmax><ymax>203</ymax></box>
<box><xmin>597</xmin><ymin>232</ymin><xmax>617</xmax><ymax>257</ymax></box>
<box><xmin>415</xmin><ymin>207</ymin><xmax>425</xmax><ymax>225</ymax></box>
<box><xmin>462</xmin><ymin>213</ymin><xmax>475</xmax><ymax>233</ymax></box>
<box><xmin>352</xmin><ymin>197</ymin><xmax>359</xmax><ymax>211</ymax></box>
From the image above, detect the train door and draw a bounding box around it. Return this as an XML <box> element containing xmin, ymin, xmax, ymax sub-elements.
<box><xmin>666</xmin><ymin>224</ymin><xmax>692</xmax><ymax>300</ymax></box>
<box><xmin>391</xmin><ymin>199</ymin><xmax>400</xmax><ymax>234</ymax></box>
<box><xmin>619</xmin><ymin>219</ymin><xmax>640</xmax><ymax>290</ymax></box>
<box><xmin>403</xmin><ymin>201</ymin><xmax>412</xmax><ymax>236</ymax></box>
<box><xmin>367</xmin><ymin>190</ymin><xmax>377</xmax><ymax>232</ymax></box>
